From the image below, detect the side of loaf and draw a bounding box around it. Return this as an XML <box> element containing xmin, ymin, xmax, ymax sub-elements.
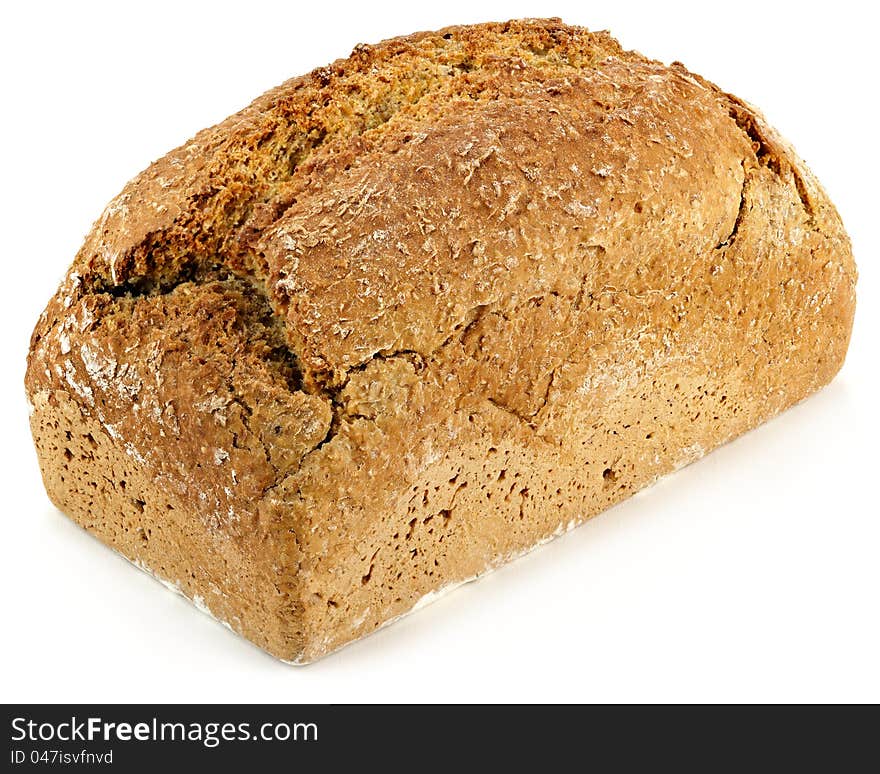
<box><xmin>25</xmin><ymin>19</ymin><xmax>856</xmax><ymax>663</ymax></box>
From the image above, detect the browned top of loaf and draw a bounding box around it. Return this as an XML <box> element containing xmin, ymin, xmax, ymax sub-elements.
<box><xmin>35</xmin><ymin>17</ymin><xmax>841</xmax><ymax>395</ymax></box>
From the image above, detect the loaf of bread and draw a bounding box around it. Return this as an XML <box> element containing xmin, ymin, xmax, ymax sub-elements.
<box><xmin>26</xmin><ymin>19</ymin><xmax>856</xmax><ymax>663</ymax></box>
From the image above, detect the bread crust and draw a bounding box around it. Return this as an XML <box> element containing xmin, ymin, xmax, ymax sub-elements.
<box><xmin>26</xmin><ymin>19</ymin><xmax>856</xmax><ymax>662</ymax></box>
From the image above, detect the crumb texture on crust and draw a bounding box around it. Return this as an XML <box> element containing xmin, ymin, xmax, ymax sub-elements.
<box><xmin>26</xmin><ymin>19</ymin><xmax>856</xmax><ymax>662</ymax></box>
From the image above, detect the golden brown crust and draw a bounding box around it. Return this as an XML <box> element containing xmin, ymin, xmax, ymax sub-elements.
<box><xmin>26</xmin><ymin>19</ymin><xmax>856</xmax><ymax>662</ymax></box>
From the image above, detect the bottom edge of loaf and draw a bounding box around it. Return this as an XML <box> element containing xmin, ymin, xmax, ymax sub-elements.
<box><xmin>108</xmin><ymin>505</ymin><xmax>592</xmax><ymax>665</ymax></box>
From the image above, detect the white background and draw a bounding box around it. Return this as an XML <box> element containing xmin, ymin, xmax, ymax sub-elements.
<box><xmin>2</xmin><ymin>1</ymin><xmax>877</xmax><ymax>703</ymax></box>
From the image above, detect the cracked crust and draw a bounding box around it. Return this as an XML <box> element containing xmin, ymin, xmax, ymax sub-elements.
<box><xmin>26</xmin><ymin>18</ymin><xmax>856</xmax><ymax>662</ymax></box>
